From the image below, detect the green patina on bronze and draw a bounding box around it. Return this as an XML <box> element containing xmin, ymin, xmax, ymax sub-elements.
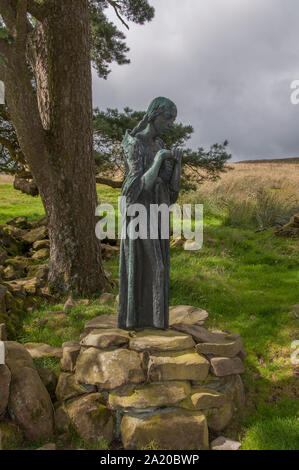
<box><xmin>118</xmin><ymin>97</ymin><xmax>183</xmax><ymax>330</ymax></box>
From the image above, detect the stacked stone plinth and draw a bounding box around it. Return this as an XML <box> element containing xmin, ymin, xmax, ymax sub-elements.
<box><xmin>55</xmin><ymin>305</ymin><xmax>246</xmax><ymax>450</ymax></box>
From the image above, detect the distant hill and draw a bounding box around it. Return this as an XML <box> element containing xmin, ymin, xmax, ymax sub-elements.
<box><xmin>236</xmin><ymin>157</ymin><xmax>299</xmax><ymax>164</ymax></box>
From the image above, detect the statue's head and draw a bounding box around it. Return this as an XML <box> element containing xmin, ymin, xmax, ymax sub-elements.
<box><xmin>131</xmin><ymin>97</ymin><xmax>177</xmax><ymax>137</ymax></box>
<box><xmin>146</xmin><ymin>97</ymin><xmax>177</xmax><ymax>136</ymax></box>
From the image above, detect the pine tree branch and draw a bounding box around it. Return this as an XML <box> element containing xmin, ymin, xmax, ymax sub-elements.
<box><xmin>0</xmin><ymin>0</ymin><xmax>47</xmax><ymax>176</ymax></box>
<box><xmin>106</xmin><ymin>0</ymin><xmax>129</xmax><ymax>30</ymax></box>
<box><xmin>95</xmin><ymin>175</ymin><xmax>123</xmax><ymax>188</ymax></box>
<box><xmin>0</xmin><ymin>135</ymin><xmax>17</xmax><ymax>160</ymax></box>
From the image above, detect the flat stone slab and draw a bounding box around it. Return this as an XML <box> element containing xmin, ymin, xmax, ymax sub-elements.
<box><xmin>33</xmin><ymin>239</ymin><xmax>50</xmax><ymax>250</ymax></box>
<box><xmin>129</xmin><ymin>329</ymin><xmax>195</xmax><ymax>352</ymax></box>
<box><xmin>180</xmin><ymin>387</ymin><xmax>227</xmax><ymax>410</ymax></box>
<box><xmin>32</xmin><ymin>248</ymin><xmax>49</xmax><ymax>260</ymax></box>
<box><xmin>21</xmin><ymin>226</ymin><xmax>48</xmax><ymax>244</ymax></box>
<box><xmin>121</xmin><ymin>409</ymin><xmax>209</xmax><ymax>450</ymax></box>
<box><xmin>62</xmin><ymin>340</ymin><xmax>80</xmax><ymax>349</ymax></box>
<box><xmin>108</xmin><ymin>381</ymin><xmax>191</xmax><ymax>411</ymax></box>
<box><xmin>80</xmin><ymin>328</ymin><xmax>129</xmax><ymax>349</ymax></box>
<box><xmin>211</xmin><ymin>436</ymin><xmax>242</xmax><ymax>450</ymax></box>
<box><xmin>4</xmin><ymin>277</ymin><xmax>39</xmax><ymax>295</ymax></box>
<box><xmin>169</xmin><ymin>305</ymin><xmax>209</xmax><ymax>326</ymax></box>
<box><xmin>172</xmin><ymin>324</ymin><xmax>226</xmax><ymax>343</ymax></box>
<box><xmin>210</xmin><ymin>357</ymin><xmax>245</xmax><ymax>377</ymax></box>
<box><xmin>195</xmin><ymin>335</ymin><xmax>243</xmax><ymax>358</ymax></box>
<box><xmin>147</xmin><ymin>350</ymin><xmax>210</xmax><ymax>382</ymax></box>
<box><xmin>172</xmin><ymin>324</ymin><xmax>243</xmax><ymax>357</ymax></box>
<box><xmin>24</xmin><ymin>342</ymin><xmax>62</xmax><ymax>359</ymax></box>
<box><xmin>75</xmin><ymin>347</ymin><xmax>145</xmax><ymax>390</ymax></box>
<box><xmin>55</xmin><ymin>372</ymin><xmax>87</xmax><ymax>402</ymax></box>
<box><xmin>84</xmin><ymin>315</ymin><xmax>118</xmax><ymax>332</ymax></box>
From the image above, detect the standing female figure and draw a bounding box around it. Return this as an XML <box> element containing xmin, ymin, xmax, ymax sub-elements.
<box><xmin>118</xmin><ymin>97</ymin><xmax>182</xmax><ymax>330</ymax></box>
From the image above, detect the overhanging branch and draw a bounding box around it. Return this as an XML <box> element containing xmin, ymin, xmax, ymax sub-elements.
<box><xmin>106</xmin><ymin>0</ymin><xmax>129</xmax><ymax>30</ymax></box>
<box><xmin>96</xmin><ymin>175</ymin><xmax>123</xmax><ymax>188</ymax></box>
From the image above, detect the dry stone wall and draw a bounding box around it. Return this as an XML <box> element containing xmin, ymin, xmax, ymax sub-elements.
<box><xmin>0</xmin><ymin>305</ymin><xmax>246</xmax><ymax>450</ymax></box>
<box><xmin>55</xmin><ymin>305</ymin><xmax>246</xmax><ymax>450</ymax></box>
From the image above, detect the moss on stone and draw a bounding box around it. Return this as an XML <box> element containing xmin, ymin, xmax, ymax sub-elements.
<box><xmin>109</xmin><ymin>381</ymin><xmax>191</xmax><ymax>410</ymax></box>
<box><xmin>0</xmin><ymin>422</ymin><xmax>24</xmax><ymax>450</ymax></box>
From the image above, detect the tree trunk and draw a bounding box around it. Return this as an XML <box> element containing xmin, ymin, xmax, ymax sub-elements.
<box><xmin>2</xmin><ymin>0</ymin><xmax>107</xmax><ymax>295</ymax></box>
<box><xmin>41</xmin><ymin>0</ymin><xmax>107</xmax><ymax>295</ymax></box>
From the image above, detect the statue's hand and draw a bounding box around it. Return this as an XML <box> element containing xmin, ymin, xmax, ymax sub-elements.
<box><xmin>155</xmin><ymin>149</ymin><xmax>174</xmax><ymax>164</ymax></box>
<box><xmin>172</xmin><ymin>148</ymin><xmax>183</xmax><ymax>163</ymax></box>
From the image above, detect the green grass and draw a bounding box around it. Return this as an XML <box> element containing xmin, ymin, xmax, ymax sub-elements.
<box><xmin>0</xmin><ymin>184</ymin><xmax>45</xmax><ymax>224</ymax></box>
<box><xmin>241</xmin><ymin>399</ymin><xmax>299</xmax><ymax>450</ymax></box>
<box><xmin>0</xmin><ymin>183</ymin><xmax>298</xmax><ymax>450</ymax></box>
<box><xmin>17</xmin><ymin>301</ymin><xmax>117</xmax><ymax>348</ymax></box>
<box><xmin>0</xmin><ymin>183</ymin><xmax>119</xmax><ymax>225</ymax></box>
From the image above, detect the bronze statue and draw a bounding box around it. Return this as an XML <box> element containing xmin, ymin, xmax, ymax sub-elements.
<box><xmin>118</xmin><ymin>97</ymin><xmax>182</xmax><ymax>330</ymax></box>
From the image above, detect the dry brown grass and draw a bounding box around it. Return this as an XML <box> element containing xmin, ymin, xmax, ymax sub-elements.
<box><xmin>202</xmin><ymin>162</ymin><xmax>299</xmax><ymax>197</ymax></box>
<box><xmin>1</xmin><ymin>161</ymin><xmax>298</xmax><ymax>228</ymax></box>
<box><xmin>182</xmin><ymin>162</ymin><xmax>299</xmax><ymax>228</ymax></box>
<box><xmin>0</xmin><ymin>174</ymin><xmax>14</xmax><ymax>184</ymax></box>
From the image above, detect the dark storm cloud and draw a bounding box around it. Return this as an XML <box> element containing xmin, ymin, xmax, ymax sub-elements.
<box><xmin>92</xmin><ymin>0</ymin><xmax>299</xmax><ymax>161</ymax></box>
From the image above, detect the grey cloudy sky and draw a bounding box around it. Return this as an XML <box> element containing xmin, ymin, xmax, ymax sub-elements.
<box><xmin>92</xmin><ymin>0</ymin><xmax>299</xmax><ymax>161</ymax></box>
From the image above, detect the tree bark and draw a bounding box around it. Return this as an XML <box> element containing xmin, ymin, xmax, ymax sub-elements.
<box><xmin>41</xmin><ymin>0</ymin><xmax>107</xmax><ymax>295</ymax></box>
<box><xmin>14</xmin><ymin>176</ymin><xmax>39</xmax><ymax>196</ymax></box>
<box><xmin>2</xmin><ymin>0</ymin><xmax>107</xmax><ymax>295</ymax></box>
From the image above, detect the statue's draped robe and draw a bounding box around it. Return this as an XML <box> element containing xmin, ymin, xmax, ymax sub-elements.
<box><xmin>118</xmin><ymin>130</ymin><xmax>179</xmax><ymax>330</ymax></box>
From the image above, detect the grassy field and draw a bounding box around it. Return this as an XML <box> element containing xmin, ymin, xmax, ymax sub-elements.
<box><xmin>182</xmin><ymin>162</ymin><xmax>299</xmax><ymax>230</ymax></box>
<box><xmin>0</xmin><ymin>162</ymin><xmax>298</xmax><ymax>450</ymax></box>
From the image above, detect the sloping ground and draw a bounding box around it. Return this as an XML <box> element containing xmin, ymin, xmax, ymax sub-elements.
<box><xmin>0</xmin><ymin>175</ymin><xmax>14</xmax><ymax>184</ymax></box>
<box><xmin>236</xmin><ymin>157</ymin><xmax>299</xmax><ymax>164</ymax></box>
<box><xmin>0</xmin><ymin>183</ymin><xmax>298</xmax><ymax>450</ymax></box>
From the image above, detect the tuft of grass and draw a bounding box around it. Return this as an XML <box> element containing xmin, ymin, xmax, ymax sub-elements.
<box><xmin>223</xmin><ymin>188</ymin><xmax>298</xmax><ymax>229</ymax></box>
<box><xmin>140</xmin><ymin>440</ymin><xmax>160</xmax><ymax>450</ymax></box>
<box><xmin>33</xmin><ymin>357</ymin><xmax>61</xmax><ymax>375</ymax></box>
<box><xmin>70</xmin><ymin>436</ymin><xmax>110</xmax><ymax>451</ymax></box>
<box><xmin>181</xmin><ymin>162</ymin><xmax>299</xmax><ymax>230</ymax></box>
